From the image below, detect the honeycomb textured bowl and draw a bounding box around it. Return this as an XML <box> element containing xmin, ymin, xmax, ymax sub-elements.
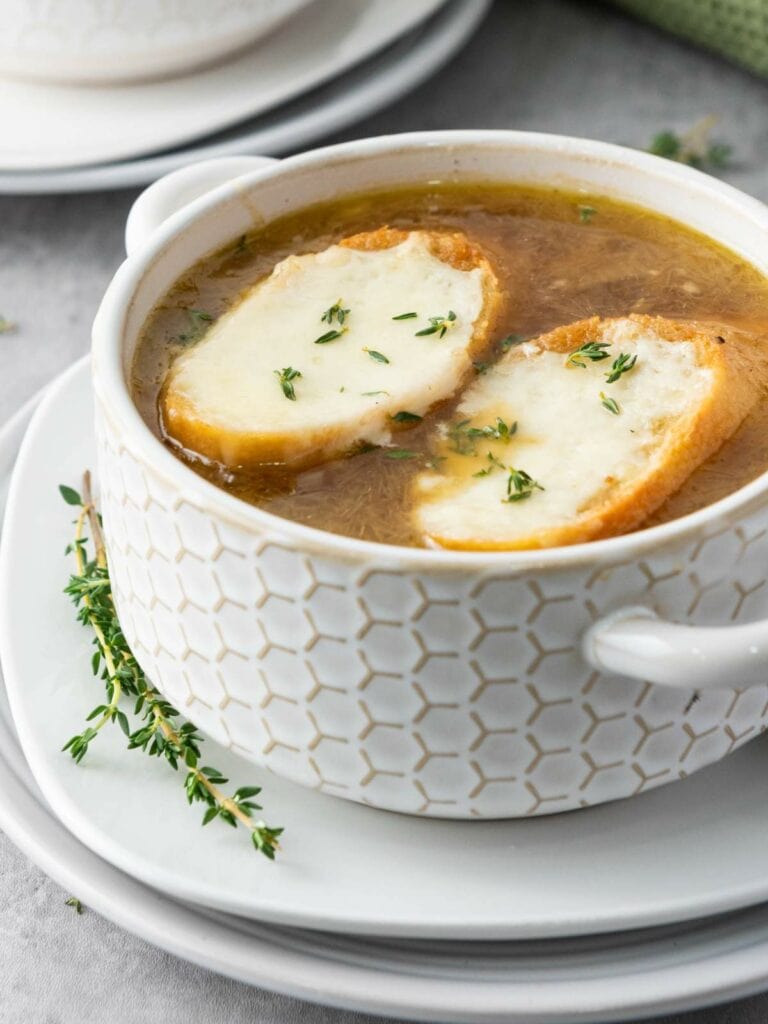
<box><xmin>92</xmin><ymin>132</ymin><xmax>768</xmax><ymax>818</ymax></box>
<box><xmin>96</xmin><ymin>397</ymin><xmax>768</xmax><ymax>817</ymax></box>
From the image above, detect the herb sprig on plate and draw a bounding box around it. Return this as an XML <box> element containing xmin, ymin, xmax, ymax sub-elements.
<box><xmin>647</xmin><ymin>115</ymin><xmax>731</xmax><ymax>171</ymax></box>
<box><xmin>59</xmin><ymin>476</ymin><xmax>282</xmax><ymax>859</ymax></box>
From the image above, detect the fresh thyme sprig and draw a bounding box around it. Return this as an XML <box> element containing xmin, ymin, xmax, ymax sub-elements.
<box><xmin>647</xmin><ymin>116</ymin><xmax>731</xmax><ymax>171</ymax></box>
<box><xmin>274</xmin><ymin>366</ymin><xmax>302</xmax><ymax>400</ymax></box>
<box><xmin>60</xmin><ymin>476</ymin><xmax>282</xmax><ymax>859</ymax></box>
<box><xmin>365</xmin><ymin>348</ymin><xmax>390</xmax><ymax>364</ymax></box>
<box><xmin>503</xmin><ymin>467</ymin><xmax>544</xmax><ymax>502</ymax></box>
<box><xmin>447</xmin><ymin>417</ymin><xmax>516</xmax><ymax>455</ymax></box>
<box><xmin>315</xmin><ymin>299</ymin><xmax>349</xmax><ymax>343</ymax></box>
<box><xmin>64</xmin><ymin>897</ymin><xmax>83</xmax><ymax>914</ymax></box>
<box><xmin>391</xmin><ymin>410</ymin><xmax>422</xmax><ymax>423</ymax></box>
<box><xmin>321</xmin><ymin>298</ymin><xmax>350</xmax><ymax>327</ymax></box>
<box><xmin>604</xmin><ymin>352</ymin><xmax>637</xmax><ymax>383</ymax></box>
<box><xmin>469</xmin><ymin>417</ymin><xmax>516</xmax><ymax>442</ymax></box>
<box><xmin>473</xmin><ymin>452</ymin><xmax>506</xmax><ymax>477</ymax></box>
<box><xmin>566</xmin><ymin>340</ymin><xmax>611</xmax><ymax>368</ymax></box>
<box><xmin>415</xmin><ymin>311</ymin><xmax>456</xmax><ymax>338</ymax></box>
<box><xmin>600</xmin><ymin>391</ymin><xmax>621</xmax><ymax>415</ymax></box>
<box><xmin>578</xmin><ymin>205</ymin><xmax>597</xmax><ymax>223</ymax></box>
<box><xmin>392</xmin><ymin>311</ymin><xmax>418</xmax><ymax>320</ymax></box>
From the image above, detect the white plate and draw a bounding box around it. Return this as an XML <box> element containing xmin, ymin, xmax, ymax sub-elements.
<box><xmin>0</xmin><ymin>0</ymin><xmax>488</xmax><ymax>195</ymax></box>
<box><xmin>4</xmin><ymin>371</ymin><xmax>768</xmax><ymax>1022</ymax></box>
<box><xmin>4</xmin><ymin>357</ymin><xmax>768</xmax><ymax>945</ymax></box>
<box><xmin>0</xmin><ymin>0</ymin><xmax>448</xmax><ymax>170</ymax></box>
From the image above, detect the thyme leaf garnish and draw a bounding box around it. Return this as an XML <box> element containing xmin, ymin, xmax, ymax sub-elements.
<box><xmin>578</xmin><ymin>205</ymin><xmax>597</xmax><ymax>223</ymax></box>
<box><xmin>315</xmin><ymin>328</ymin><xmax>346</xmax><ymax>345</ymax></box>
<box><xmin>604</xmin><ymin>352</ymin><xmax>637</xmax><ymax>383</ymax></box>
<box><xmin>473</xmin><ymin>452</ymin><xmax>507</xmax><ymax>477</ymax></box>
<box><xmin>448</xmin><ymin>417</ymin><xmax>517</xmax><ymax>454</ymax></box>
<box><xmin>392</xmin><ymin>311</ymin><xmax>418</xmax><ymax>320</ymax></box>
<box><xmin>362</xmin><ymin>390</ymin><xmax>390</xmax><ymax>396</ymax></box>
<box><xmin>60</xmin><ymin>475</ymin><xmax>282</xmax><ymax>859</ymax></box>
<box><xmin>447</xmin><ymin>419</ymin><xmax>475</xmax><ymax>454</ymax></box>
<box><xmin>320</xmin><ymin>298</ymin><xmax>350</xmax><ymax>327</ymax></box>
<box><xmin>274</xmin><ymin>366</ymin><xmax>302</xmax><ymax>400</ymax></box>
<box><xmin>473</xmin><ymin>361</ymin><xmax>490</xmax><ymax>375</ymax></box>
<box><xmin>415</xmin><ymin>311</ymin><xmax>457</xmax><ymax>338</ymax></box>
<box><xmin>503</xmin><ymin>467</ymin><xmax>544</xmax><ymax>502</ymax></box>
<box><xmin>600</xmin><ymin>391</ymin><xmax>621</xmax><ymax>415</ymax></box>
<box><xmin>365</xmin><ymin>348</ymin><xmax>390</xmax><ymax>364</ymax></box>
<box><xmin>384</xmin><ymin>449</ymin><xmax>418</xmax><ymax>459</ymax></box>
<box><xmin>468</xmin><ymin>417</ymin><xmax>516</xmax><ymax>443</ymax></box>
<box><xmin>391</xmin><ymin>411</ymin><xmax>422</xmax><ymax>423</ymax></box>
<box><xmin>566</xmin><ymin>340</ymin><xmax>611</xmax><ymax>368</ymax></box>
<box><xmin>65</xmin><ymin>897</ymin><xmax>83</xmax><ymax>914</ymax></box>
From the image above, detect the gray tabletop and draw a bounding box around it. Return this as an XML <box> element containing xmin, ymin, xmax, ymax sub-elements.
<box><xmin>2</xmin><ymin>2</ymin><xmax>768</xmax><ymax>1021</ymax></box>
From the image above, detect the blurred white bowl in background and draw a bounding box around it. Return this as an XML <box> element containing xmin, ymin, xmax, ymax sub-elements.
<box><xmin>0</xmin><ymin>0</ymin><xmax>317</xmax><ymax>85</ymax></box>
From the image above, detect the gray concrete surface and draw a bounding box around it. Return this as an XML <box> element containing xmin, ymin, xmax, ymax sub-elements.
<box><xmin>2</xmin><ymin>1</ymin><xmax>768</xmax><ymax>1020</ymax></box>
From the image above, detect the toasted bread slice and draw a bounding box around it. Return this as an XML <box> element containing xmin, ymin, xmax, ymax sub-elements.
<box><xmin>413</xmin><ymin>315</ymin><xmax>757</xmax><ymax>551</ymax></box>
<box><xmin>161</xmin><ymin>227</ymin><xmax>502</xmax><ymax>468</ymax></box>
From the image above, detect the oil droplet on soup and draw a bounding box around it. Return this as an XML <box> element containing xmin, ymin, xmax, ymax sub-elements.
<box><xmin>132</xmin><ymin>182</ymin><xmax>768</xmax><ymax>548</ymax></box>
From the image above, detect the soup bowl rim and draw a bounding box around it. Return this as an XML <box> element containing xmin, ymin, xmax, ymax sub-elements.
<box><xmin>92</xmin><ymin>128</ymin><xmax>768</xmax><ymax>570</ymax></box>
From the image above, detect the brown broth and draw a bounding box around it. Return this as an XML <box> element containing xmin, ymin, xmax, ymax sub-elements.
<box><xmin>132</xmin><ymin>182</ymin><xmax>768</xmax><ymax>547</ymax></box>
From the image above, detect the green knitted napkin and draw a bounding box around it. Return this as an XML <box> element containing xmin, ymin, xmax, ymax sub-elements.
<box><xmin>613</xmin><ymin>0</ymin><xmax>768</xmax><ymax>77</ymax></box>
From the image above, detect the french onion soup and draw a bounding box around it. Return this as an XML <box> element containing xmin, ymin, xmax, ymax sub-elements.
<box><xmin>132</xmin><ymin>182</ymin><xmax>768</xmax><ymax>550</ymax></box>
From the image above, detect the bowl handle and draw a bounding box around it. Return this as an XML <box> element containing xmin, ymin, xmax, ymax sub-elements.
<box><xmin>124</xmin><ymin>156</ymin><xmax>278</xmax><ymax>257</ymax></box>
<box><xmin>583</xmin><ymin>606</ymin><xmax>768</xmax><ymax>690</ymax></box>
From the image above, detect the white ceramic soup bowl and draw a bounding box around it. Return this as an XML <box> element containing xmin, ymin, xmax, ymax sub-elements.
<box><xmin>92</xmin><ymin>132</ymin><xmax>768</xmax><ymax>819</ymax></box>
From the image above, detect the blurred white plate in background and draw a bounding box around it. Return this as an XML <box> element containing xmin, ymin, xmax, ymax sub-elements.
<box><xmin>0</xmin><ymin>0</ymin><xmax>448</xmax><ymax>170</ymax></box>
<box><xmin>0</xmin><ymin>0</ymin><xmax>488</xmax><ymax>193</ymax></box>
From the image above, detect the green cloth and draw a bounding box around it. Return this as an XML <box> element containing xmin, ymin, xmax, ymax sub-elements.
<box><xmin>612</xmin><ymin>0</ymin><xmax>768</xmax><ymax>77</ymax></box>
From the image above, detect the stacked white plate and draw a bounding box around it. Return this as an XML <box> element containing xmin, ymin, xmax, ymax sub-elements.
<box><xmin>4</xmin><ymin>357</ymin><xmax>768</xmax><ymax>1022</ymax></box>
<box><xmin>0</xmin><ymin>0</ymin><xmax>489</xmax><ymax>195</ymax></box>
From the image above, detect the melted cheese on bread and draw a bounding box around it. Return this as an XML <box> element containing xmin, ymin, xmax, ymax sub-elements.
<box><xmin>161</xmin><ymin>228</ymin><xmax>501</xmax><ymax>468</ymax></box>
<box><xmin>413</xmin><ymin>315</ymin><xmax>756</xmax><ymax>551</ymax></box>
